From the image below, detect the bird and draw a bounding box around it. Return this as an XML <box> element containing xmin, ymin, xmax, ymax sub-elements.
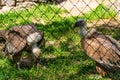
<box><xmin>74</xmin><ymin>19</ymin><xmax>120</xmax><ymax>77</ymax></box>
<box><xmin>10</xmin><ymin>23</ymin><xmax>45</xmax><ymax>60</ymax></box>
<box><xmin>11</xmin><ymin>23</ymin><xmax>45</xmax><ymax>68</ymax></box>
<box><xmin>0</xmin><ymin>30</ymin><xmax>26</xmax><ymax>68</ymax></box>
<box><xmin>0</xmin><ymin>23</ymin><xmax>45</xmax><ymax>68</ymax></box>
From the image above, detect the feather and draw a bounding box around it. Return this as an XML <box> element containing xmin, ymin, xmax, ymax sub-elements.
<box><xmin>0</xmin><ymin>30</ymin><xmax>26</xmax><ymax>54</ymax></box>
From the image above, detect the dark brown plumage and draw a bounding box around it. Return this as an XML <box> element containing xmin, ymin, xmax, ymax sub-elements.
<box><xmin>74</xmin><ymin>19</ymin><xmax>120</xmax><ymax>77</ymax></box>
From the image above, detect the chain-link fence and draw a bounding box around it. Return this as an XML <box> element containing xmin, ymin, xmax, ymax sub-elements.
<box><xmin>0</xmin><ymin>0</ymin><xmax>120</xmax><ymax>80</ymax></box>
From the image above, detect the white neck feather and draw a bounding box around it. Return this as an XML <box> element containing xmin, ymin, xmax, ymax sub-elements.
<box><xmin>32</xmin><ymin>43</ymin><xmax>41</xmax><ymax>57</ymax></box>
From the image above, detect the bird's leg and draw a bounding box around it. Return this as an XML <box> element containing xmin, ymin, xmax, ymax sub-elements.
<box><xmin>25</xmin><ymin>49</ymin><xmax>39</xmax><ymax>68</ymax></box>
<box><xmin>17</xmin><ymin>62</ymin><xmax>20</xmax><ymax>69</ymax></box>
<box><xmin>95</xmin><ymin>62</ymin><xmax>107</xmax><ymax>77</ymax></box>
<box><xmin>35</xmin><ymin>58</ymin><xmax>41</xmax><ymax>69</ymax></box>
<box><xmin>31</xmin><ymin>43</ymin><xmax>41</xmax><ymax>69</ymax></box>
<box><xmin>30</xmin><ymin>53</ymin><xmax>39</xmax><ymax>69</ymax></box>
<box><xmin>12</xmin><ymin>52</ymin><xmax>22</xmax><ymax>69</ymax></box>
<box><xmin>1</xmin><ymin>44</ymin><xmax>8</xmax><ymax>58</ymax></box>
<box><xmin>30</xmin><ymin>52</ymin><xmax>41</xmax><ymax>69</ymax></box>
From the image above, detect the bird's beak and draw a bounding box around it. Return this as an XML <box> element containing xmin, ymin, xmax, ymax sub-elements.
<box><xmin>73</xmin><ymin>21</ymin><xmax>80</xmax><ymax>28</ymax></box>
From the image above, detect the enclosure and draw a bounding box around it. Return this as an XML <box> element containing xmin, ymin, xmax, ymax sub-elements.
<box><xmin>0</xmin><ymin>0</ymin><xmax>120</xmax><ymax>80</ymax></box>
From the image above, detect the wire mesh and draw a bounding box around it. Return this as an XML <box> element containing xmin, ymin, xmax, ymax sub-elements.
<box><xmin>0</xmin><ymin>0</ymin><xmax>120</xmax><ymax>79</ymax></box>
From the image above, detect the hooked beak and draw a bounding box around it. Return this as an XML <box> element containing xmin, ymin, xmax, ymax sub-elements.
<box><xmin>73</xmin><ymin>21</ymin><xmax>78</xmax><ymax>28</ymax></box>
<box><xmin>73</xmin><ymin>18</ymin><xmax>86</xmax><ymax>28</ymax></box>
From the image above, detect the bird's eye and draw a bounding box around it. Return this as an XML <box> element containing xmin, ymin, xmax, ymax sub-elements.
<box><xmin>79</xmin><ymin>20</ymin><xmax>84</xmax><ymax>24</ymax></box>
<box><xmin>79</xmin><ymin>20</ymin><xmax>83</xmax><ymax>23</ymax></box>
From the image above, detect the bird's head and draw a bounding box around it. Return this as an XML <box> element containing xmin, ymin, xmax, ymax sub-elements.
<box><xmin>74</xmin><ymin>19</ymin><xmax>86</xmax><ymax>28</ymax></box>
<box><xmin>74</xmin><ymin>19</ymin><xmax>87</xmax><ymax>37</ymax></box>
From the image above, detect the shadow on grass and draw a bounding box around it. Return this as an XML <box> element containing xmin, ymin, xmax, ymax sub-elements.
<box><xmin>35</xmin><ymin>17</ymin><xmax>78</xmax><ymax>38</ymax></box>
<box><xmin>38</xmin><ymin>40</ymin><xmax>95</xmax><ymax>79</ymax></box>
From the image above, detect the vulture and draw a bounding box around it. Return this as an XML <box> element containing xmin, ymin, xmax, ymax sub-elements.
<box><xmin>0</xmin><ymin>30</ymin><xmax>26</xmax><ymax>68</ymax></box>
<box><xmin>10</xmin><ymin>23</ymin><xmax>45</xmax><ymax>58</ymax></box>
<box><xmin>74</xmin><ymin>19</ymin><xmax>120</xmax><ymax>77</ymax></box>
<box><xmin>0</xmin><ymin>23</ymin><xmax>45</xmax><ymax>68</ymax></box>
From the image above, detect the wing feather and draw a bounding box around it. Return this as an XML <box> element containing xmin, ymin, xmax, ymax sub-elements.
<box><xmin>10</xmin><ymin>24</ymin><xmax>38</xmax><ymax>38</ymax></box>
<box><xmin>5</xmin><ymin>31</ymin><xmax>26</xmax><ymax>54</ymax></box>
<box><xmin>81</xmin><ymin>32</ymin><xmax>120</xmax><ymax>70</ymax></box>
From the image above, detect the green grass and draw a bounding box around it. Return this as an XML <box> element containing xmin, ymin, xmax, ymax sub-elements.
<box><xmin>81</xmin><ymin>4</ymin><xmax>117</xmax><ymax>20</ymax></box>
<box><xmin>0</xmin><ymin>3</ymin><xmax>67</xmax><ymax>30</ymax></box>
<box><xmin>0</xmin><ymin>3</ymin><xmax>119</xmax><ymax>80</ymax></box>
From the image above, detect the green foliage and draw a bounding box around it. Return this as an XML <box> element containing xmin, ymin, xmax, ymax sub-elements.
<box><xmin>81</xmin><ymin>4</ymin><xmax>117</xmax><ymax>20</ymax></box>
<box><xmin>0</xmin><ymin>3</ymin><xmax>67</xmax><ymax>30</ymax></box>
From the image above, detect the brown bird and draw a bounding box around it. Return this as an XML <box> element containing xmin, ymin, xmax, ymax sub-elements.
<box><xmin>74</xmin><ymin>19</ymin><xmax>120</xmax><ymax>77</ymax></box>
<box><xmin>0</xmin><ymin>24</ymin><xmax>45</xmax><ymax>68</ymax></box>
<box><xmin>10</xmin><ymin>23</ymin><xmax>45</xmax><ymax>68</ymax></box>
<box><xmin>0</xmin><ymin>30</ymin><xmax>26</xmax><ymax>68</ymax></box>
<box><xmin>10</xmin><ymin>23</ymin><xmax>45</xmax><ymax>59</ymax></box>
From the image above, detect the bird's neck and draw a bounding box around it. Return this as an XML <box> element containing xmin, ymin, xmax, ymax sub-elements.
<box><xmin>32</xmin><ymin>43</ymin><xmax>41</xmax><ymax>58</ymax></box>
<box><xmin>79</xmin><ymin>27</ymin><xmax>96</xmax><ymax>38</ymax></box>
<box><xmin>79</xmin><ymin>26</ymin><xmax>87</xmax><ymax>37</ymax></box>
<box><xmin>32</xmin><ymin>43</ymin><xmax>39</xmax><ymax>50</ymax></box>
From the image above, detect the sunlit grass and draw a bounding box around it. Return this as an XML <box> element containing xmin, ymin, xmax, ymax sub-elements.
<box><xmin>81</xmin><ymin>4</ymin><xmax>117</xmax><ymax>20</ymax></box>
